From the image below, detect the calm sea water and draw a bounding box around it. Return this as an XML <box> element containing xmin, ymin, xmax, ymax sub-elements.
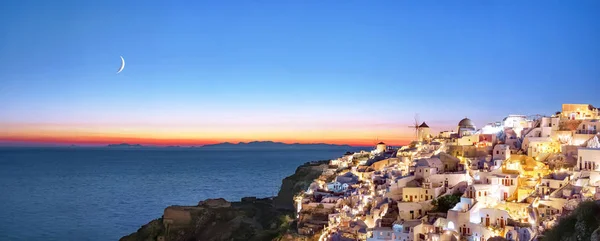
<box><xmin>0</xmin><ymin>147</ymin><xmax>358</xmax><ymax>241</ymax></box>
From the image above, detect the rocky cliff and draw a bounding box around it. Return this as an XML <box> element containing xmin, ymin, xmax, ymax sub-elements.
<box><xmin>274</xmin><ymin>160</ymin><xmax>329</xmax><ymax>210</ymax></box>
<box><xmin>120</xmin><ymin>160</ymin><xmax>329</xmax><ymax>241</ymax></box>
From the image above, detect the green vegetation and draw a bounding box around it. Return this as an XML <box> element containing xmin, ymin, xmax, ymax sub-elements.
<box><xmin>543</xmin><ymin>201</ymin><xmax>600</xmax><ymax>241</ymax></box>
<box><xmin>430</xmin><ymin>194</ymin><xmax>462</xmax><ymax>213</ymax></box>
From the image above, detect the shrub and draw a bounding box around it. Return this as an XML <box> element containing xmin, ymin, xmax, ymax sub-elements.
<box><xmin>431</xmin><ymin>194</ymin><xmax>462</xmax><ymax>213</ymax></box>
<box><xmin>543</xmin><ymin>201</ymin><xmax>600</xmax><ymax>241</ymax></box>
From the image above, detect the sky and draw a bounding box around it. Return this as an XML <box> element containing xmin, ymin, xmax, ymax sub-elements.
<box><xmin>1</xmin><ymin>0</ymin><xmax>599</xmax><ymax>146</ymax></box>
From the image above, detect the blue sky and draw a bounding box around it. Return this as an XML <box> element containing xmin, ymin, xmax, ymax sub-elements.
<box><xmin>0</xmin><ymin>0</ymin><xmax>599</xmax><ymax>145</ymax></box>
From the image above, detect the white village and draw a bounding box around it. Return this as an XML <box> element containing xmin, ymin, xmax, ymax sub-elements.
<box><xmin>294</xmin><ymin>104</ymin><xmax>600</xmax><ymax>241</ymax></box>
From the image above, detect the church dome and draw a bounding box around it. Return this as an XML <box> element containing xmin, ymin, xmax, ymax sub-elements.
<box><xmin>458</xmin><ymin>118</ymin><xmax>475</xmax><ymax>129</ymax></box>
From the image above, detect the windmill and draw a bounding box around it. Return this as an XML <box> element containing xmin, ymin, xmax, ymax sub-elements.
<box><xmin>408</xmin><ymin>114</ymin><xmax>420</xmax><ymax>141</ymax></box>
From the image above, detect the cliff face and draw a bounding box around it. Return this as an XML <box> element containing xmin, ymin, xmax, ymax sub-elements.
<box><xmin>120</xmin><ymin>161</ymin><xmax>328</xmax><ymax>241</ymax></box>
<box><xmin>542</xmin><ymin>200</ymin><xmax>600</xmax><ymax>241</ymax></box>
<box><xmin>274</xmin><ymin>160</ymin><xmax>329</xmax><ymax>210</ymax></box>
<box><xmin>120</xmin><ymin>198</ymin><xmax>293</xmax><ymax>241</ymax></box>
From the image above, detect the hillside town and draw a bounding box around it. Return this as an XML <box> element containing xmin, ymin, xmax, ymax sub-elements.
<box><xmin>294</xmin><ymin>104</ymin><xmax>600</xmax><ymax>241</ymax></box>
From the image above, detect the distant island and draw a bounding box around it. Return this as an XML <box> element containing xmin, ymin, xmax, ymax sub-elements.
<box><xmin>105</xmin><ymin>141</ymin><xmax>357</xmax><ymax>150</ymax></box>
<box><xmin>106</xmin><ymin>143</ymin><xmax>144</xmax><ymax>148</ymax></box>
<box><xmin>199</xmin><ymin>141</ymin><xmax>354</xmax><ymax>150</ymax></box>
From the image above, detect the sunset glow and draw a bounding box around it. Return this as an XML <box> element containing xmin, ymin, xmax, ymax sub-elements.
<box><xmin>0</xmin><ymin>121</ymin><xmax>423</xmax><ymax>146</ymax></box>
<box><xmin>1</xmin><ymin>1</ymin><xmax>598</xmax><ymax>147</ymax></box>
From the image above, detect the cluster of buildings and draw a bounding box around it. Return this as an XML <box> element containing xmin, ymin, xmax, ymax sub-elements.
<box><xmin>294</xmin><ymin>104</ymin><xmax>600</xmax><ymax>241</ymax></box>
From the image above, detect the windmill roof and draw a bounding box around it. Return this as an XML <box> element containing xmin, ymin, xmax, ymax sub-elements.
<box><xmin>419</xmin><ymin>122</ymin><xmax>429</xmax><ymax>128</ymax></box>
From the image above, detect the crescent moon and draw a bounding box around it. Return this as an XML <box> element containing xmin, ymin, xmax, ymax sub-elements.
<box><xmin>117</xmin><ymin>56</ymin><xmax>125</xmax><ymax>74</ymax></box>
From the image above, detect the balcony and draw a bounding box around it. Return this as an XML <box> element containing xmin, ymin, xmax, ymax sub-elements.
<box><xmin>576</xmin><ymin>130</ymin><xmax>598</xmax><ymax>135</ymax></box>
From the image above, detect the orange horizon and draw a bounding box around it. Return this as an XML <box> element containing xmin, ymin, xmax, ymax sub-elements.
<box><xmin>0</xmin><ymin>121</ymin><xmax>423</xmax><ymax>147</ymax></box>
<box><xmin>0</xmin><ymin>136</ymin><xmax>411</xmax><ymax>147</ymax></box>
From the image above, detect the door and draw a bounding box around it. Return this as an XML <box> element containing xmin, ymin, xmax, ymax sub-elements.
<box><xmin>504</xmin><ymin>192</ymin><xmax>508</xmax><ymax>200</ymax></box>
<box><xmin>410</xmin><ymin>196</ymin><xmax>413</xmax><ymax>202</ymax></box>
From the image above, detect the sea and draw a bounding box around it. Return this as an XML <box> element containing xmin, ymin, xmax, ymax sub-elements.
<box><xmin>0</xmin><ymin>147</ymin><xmax>362</xmax><ymax>241</ymax></box>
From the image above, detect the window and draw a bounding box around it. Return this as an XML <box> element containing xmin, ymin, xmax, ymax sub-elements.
<box><xmin>496</xmin><ymin>151</ymin><xmax>499</xmax><ymax>154</ymax></box>
<box><xmin>425</xmin><ymin>190</ymin><xmax>428</xmax><ymax>194</ymax></box>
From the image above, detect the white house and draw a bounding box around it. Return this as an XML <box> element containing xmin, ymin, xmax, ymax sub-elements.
<box><xmin>481</xmin><ymin>122</ymin><xmax>503</xmax><ymax>135</ymax></box>
<box><xmin>452</xmin><ymin>134</ymin><xmax>480</xmax><ymax>146</ymax></box>
<box><xmin>540</xmin><ymin>117</ymin><xmax>560</xmax><ymax>136</ymax></box>
<box><xmin>397</xmin><ymin>202</ymin><xmax>430</xmax><ymax>221</ymax></box>
<box><xmin>415</xmin><ymin>166</ymin><xmax>437</xmax><ymax>179</ymax></box>
<box><xmin>503</xmin><ymin>115</ymin><xmax>528</xmax><ymax>130</ymax></box>
<box><xmin>402</xmin><ymin>179</ymin><xmax>444</xmax><ymax>202</ymax></box>
<box><xmin>540</xmin><ymin>172</ymin><xmax>570</xmax><ymax>195</ymax></box>
<box><xmin>367</xmin><ymin>220</ymin><xmax>429</xmax><ymax>241</ymax></box>
<box><xmin>480</xmin><ymin>173</ymin><xmax>517</xmax><ymax>200</ymax></box>
<box><xmin>477</xmin><ymin>208</ymin><xmax>510</xmax><ymax>227</ymax></box>
<box><xmin>523</xmin><ymin>137</ymin><xmax>557</xmax><ymax>158</ymax></box>
<box><xmin>463</xmin><ymin>184</ymin><xmax>503</xmax><ymax>204</ymax></box>
<box><xmin>493</xmin><ymin>144</ymin><xmax>511</xmax><ymax>161</ymax></box>
<box><xmin>368</xmin><ymin>227</ymin><xmax>393</xmax><ymax>241</ymax></box>
<box><xmin>577</xmin><ymin>147</ymin><xmax>600</xmax><ymax>171</ymax></box>
<box><xmin>326</xmin><ymin>181</ymin><xmax>349</xmax><ymax>193</ymax></box>
<box><xmin>429</xmin><ymin>172</ymin><xmax>468</xmax><ymax>189</ymax></box>
<box><xmin>415</xmin><ymin>158</ymin><xmax>444</xmax><ymax>172</ymax></box>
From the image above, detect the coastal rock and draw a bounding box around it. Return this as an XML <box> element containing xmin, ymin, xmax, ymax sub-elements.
<box><xmin>121</xmin><ymin>198</ymin><xmax>292</xmax><ymax>241</ymax></box>
<box><xmin>198</xmin><ymin>198</ymin><xmax>231</xmax><ymax>208</ymax></box>
<box><xmin>120</xmin><ymin>161</ymin><xmax>328</xmax><ymax>241</ymax></box>
<box><xmin>242</xmin><ymin>197</ymin><xmax>257</xmax><ymax>202</ymax></box>
<box><xmin>274</xmin><ymin>160</ymin><xmax>329</xmax><ymax>210</ymax></box>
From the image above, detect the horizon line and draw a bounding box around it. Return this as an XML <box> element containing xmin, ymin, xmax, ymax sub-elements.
<box><xmin>0</xmin><ymin>140</ymin><xmax>404</xmax><ymax>148</ymax></box>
